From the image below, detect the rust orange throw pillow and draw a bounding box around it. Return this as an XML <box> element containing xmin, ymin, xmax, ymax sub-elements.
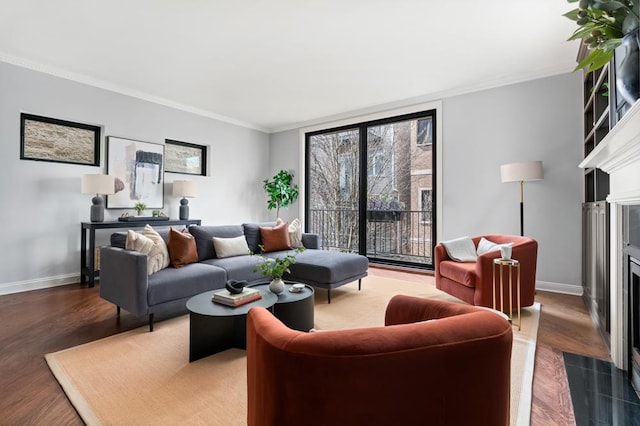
<box><xmin>259</xmin><ymin>222</ymin><xmax>291</xmax><ymax>253</ymax></box>
<box><xmin>167</xmin><ymin>227</ymin><xmax>198</xmax><ymax>268</ymax></box>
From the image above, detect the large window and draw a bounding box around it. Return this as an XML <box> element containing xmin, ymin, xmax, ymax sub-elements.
<box><xmin>421</xmin><ymin>188</ymin><xmax>433</xmax><ymax>222</ymax></box>
<box><xmin>306</xmin><ymin>110</ymin><xmax>436</xmax><ymax>268</ymax></box>
<box><xmin>417</xmin><ymin>117</ymin><xmax>433</xmax><ymax>146</ymax></box>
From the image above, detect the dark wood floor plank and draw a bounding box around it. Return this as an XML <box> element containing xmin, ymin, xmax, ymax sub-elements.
<box><xmin>0</xmin><ymin>268</ymin><xmax>607</xmax><ymax>425</ymax></box>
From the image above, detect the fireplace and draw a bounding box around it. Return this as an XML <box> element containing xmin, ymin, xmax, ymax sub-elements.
<box><xmin>625</xmin><ymin>204</ymin><xmax>640</xmax><ymax>393</ymax></box>
<box><xmin>630</xmin><ymin>258</ymin><xmax>640</xmax><ymax>392</ymax></box>
<box><xmin>579</xmin><ymin>101</ymin><xmax>640</xmax><ymax>385</ymax></box>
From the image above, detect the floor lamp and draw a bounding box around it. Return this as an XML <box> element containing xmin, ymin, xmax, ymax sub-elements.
<box><xmin>500</xmin><ymin>161</ymin><xmax>544</xmax><ymax>236</ymax></box>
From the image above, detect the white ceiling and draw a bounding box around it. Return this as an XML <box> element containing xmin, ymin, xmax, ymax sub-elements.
<box><xmin>0</xmin><ymin>0</ymin><xmax>581</xmax><ymax>133</ymax></box>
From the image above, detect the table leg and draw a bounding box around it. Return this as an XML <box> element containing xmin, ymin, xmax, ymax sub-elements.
<box><xmin>189</xmin><ymin>313</ymin><xmax>235</xmax><ymax>362</ymax></box>
<box><xmin>88</xmin><ymin>228</ymin><xmax>96</xmax><ymax>287</ymax></box>
<box><xmin>517</xmin><ymin>264</ymin><xmax>521</xmax><ymax>331</ymax></box>
<box><xmin>80</xmin><ymin>225</ymin><xmax>87</xmax><ymax>284</ymax></box>
<box><xmin>508</xmin><ymin>265</ymin><xmax>517</xmax><ymax>325</ymax></box>
<box><xmin>499</xmin><ymin>264</ymin><xmax>504</xmax><ymax>315</ymax></box>
<box><xmin>493</xmin><ymin>264</ymin><xmax>496</xmax><ymax>310</ymax></box>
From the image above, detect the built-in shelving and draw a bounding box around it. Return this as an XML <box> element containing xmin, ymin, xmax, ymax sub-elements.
<box><xmin>583</xmin><ymin>63</ymin><xmax>612</xmax><ymax>201</ymax></box>
<box><xmin>580</xmin><ymin>53</ymin><xmax>613</xmax><ymax>349</ymax></box>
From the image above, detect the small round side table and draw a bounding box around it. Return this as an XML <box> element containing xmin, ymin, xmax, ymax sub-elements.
<box><xmin>492</xmin><ymin>258</ymin><xmax>521</xmax><ymax>330</ymax></box>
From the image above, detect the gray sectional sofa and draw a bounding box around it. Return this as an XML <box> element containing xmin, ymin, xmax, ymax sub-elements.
<box><xmin>99</xmin><ymin>222</ymin><xmax>369</xmax><ymax>331</ymax></box>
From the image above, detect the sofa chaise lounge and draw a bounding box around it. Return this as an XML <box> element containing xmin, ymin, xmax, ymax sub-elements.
<box><xmin>99</xmin><ymin>222</ymin><xmax>369</xmax><ymax>331</ymax></box>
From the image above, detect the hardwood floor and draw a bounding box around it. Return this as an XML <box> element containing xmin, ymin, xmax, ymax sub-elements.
<box><xmin>0</xmin><ymin>267</ymin><xmax>608</xmax><ymax>425</ymax></box>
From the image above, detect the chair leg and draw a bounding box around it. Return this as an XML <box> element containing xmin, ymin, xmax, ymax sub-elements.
<box><xmin>327</xmin><ymin>289</ymin><xmax>331</xmax><ymax>304</ymax></box>
<box><xmin>116</xmin><ymin>306</ymin><xmax>121</xmax><ymax>316</ymax></box>
<box><xmin>149</xmin><ymin>313</ymin><xmax>154</xmax><ymax>332</ymax></box>
<box><xmin>358</xmin><ymin>279</ymin><xmax>362</xmax><ymax>291</ymax></box>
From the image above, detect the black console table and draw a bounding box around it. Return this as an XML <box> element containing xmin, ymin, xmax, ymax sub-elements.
<box><xmin>80</xmin><ymin>219</ymin><xmax>201</xmax><ymax>287</ymax></box>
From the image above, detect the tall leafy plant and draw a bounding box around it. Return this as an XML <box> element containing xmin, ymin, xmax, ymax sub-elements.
<box><xmin>263</xmin><ymin>170</ymin><xmax>299</xmax><ymax>218</ymax></box>
<box><xmin>564</xmin><ymin>0</ymin><xmax>639</xmax><ymax>72</ymax></box>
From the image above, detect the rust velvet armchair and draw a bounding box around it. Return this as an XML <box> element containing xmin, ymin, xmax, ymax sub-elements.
<box><xmin>435</xmin><ymin>234</ymin><xmax>538</xmax><ymax>309</ymax></box>
<box><xmin>246</xmin><ymin>295</ymin><xmax>513</xmax><ymax>426</ymax></box>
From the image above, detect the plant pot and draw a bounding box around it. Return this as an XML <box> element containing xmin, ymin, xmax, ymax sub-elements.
<box><xmin>269</xmin><ymin>278</ymin><xmax>285</xmax><ymax>294</ymax></box>
<box><xmin>616</xmin><ymin>30</ymin><xmax>640</xmax><ymax>106</ymax></box>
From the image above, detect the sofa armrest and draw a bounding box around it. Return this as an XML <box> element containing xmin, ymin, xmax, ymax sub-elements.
<box><xmin>384</xmin><ymin>295</ymin><xmax>481</xmax><ymax>326</ymax></box>
<box><xmin>302</xmin><ymin>233</ymin><xmax>321</xmax><ymax>249</ymax></box>
<box><xmin>433</xmin><ymin>243</ymin><xmax>450</xmax><ymax>280</ymax></box>
<box><xmin>99</xmin><ymin>246</ymin><xmax>150</xmax><ymax>316</ymax></box>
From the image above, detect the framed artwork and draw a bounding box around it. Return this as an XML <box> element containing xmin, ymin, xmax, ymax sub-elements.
<box><xmin>164</xmin><ymin>139</ymin><xmax>207</xmax><ymax>176</ymax></box>
<box><xmin>107</xmin><ymin>136</ymin><xmax>164</xmax><ymax>209</ymax></box>
<box><xmin>20</xmin><ymin>113</ymin><xmax>100</xmax><ymax>166</ymax></box>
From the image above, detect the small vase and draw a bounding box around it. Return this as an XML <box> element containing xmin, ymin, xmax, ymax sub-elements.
<box><xmin>616</xmin><ymin>30</ymin><xmax>640</xmax><ymax>106</ymax></box>
<box><xmin>269</xmin><ymin>278</ymin><xmax>285</xmax><ymax>294</ymax></box>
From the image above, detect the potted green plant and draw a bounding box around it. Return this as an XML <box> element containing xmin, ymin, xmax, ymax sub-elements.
<box><xmin>134</xmin><ymin>202</ymin><xmax>147</xmax><ymax>216</ymax></box>
<box><xmin>564</xmin><ymin>0</ymin><xmax>639</xmax><ymax>72</ymax></box>
<box><xmin>263</xmin><ymin>170</ymin><xmax>299</xmax><ymax>219</ymax></box>
<box><xmin>251</xmin><ymin>246</ymin><xmax>305</xmax><ymax>294</ymax></box>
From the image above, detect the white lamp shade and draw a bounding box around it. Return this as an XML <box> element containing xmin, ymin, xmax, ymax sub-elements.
<box><xmin>81</xmin><ymin>174</ymin><xmax>115</xmax><ymax>195</ymax></box>
<box><xmin>500</xmin><ymin>161</ymin><xmax>544</xmax><ymax>183</ymax></box>
<box><xmin>173</xmin><ymin>180</ymin><xmax>197</xmax><ymax>198</ymax></box>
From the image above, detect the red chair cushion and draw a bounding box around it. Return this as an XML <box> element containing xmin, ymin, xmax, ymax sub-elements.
<box><xmin>439</xmin><ymin>260</ymin><xmax>476</xmax><ymax>288</ymax></box>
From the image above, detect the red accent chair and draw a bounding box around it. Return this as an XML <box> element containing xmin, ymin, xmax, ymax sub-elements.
<box><xmin>246</xmin><ymin>295</ymin><xmax>512</xmax><ymax>426</ymax></box>
<box><xmin>435</xmin><ymin>234</ymin><xmax>538</xmax><ymax>309</ymax></box>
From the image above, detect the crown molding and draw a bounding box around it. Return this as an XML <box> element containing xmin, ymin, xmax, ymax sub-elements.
<box><xmin>0</xmin><ymin>53</ymin><xmax>270</xmax><ymax>133</ymax></box>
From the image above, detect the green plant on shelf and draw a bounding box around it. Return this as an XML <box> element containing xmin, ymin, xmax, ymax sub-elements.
<box><xmin>134</xmin><ymin>202</ymin><xmax>147</xmax><ymax>216</ymax></box>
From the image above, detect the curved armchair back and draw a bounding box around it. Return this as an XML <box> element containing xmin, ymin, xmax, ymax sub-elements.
<box><xmin>435</xmin><ymin>234</ymin><xmax>538</xmax><ymax>309</ymax></box>
<box><xmin>246</xmin><ymin>295</ymin><xmax>512</xmax><ymax>426</ymax></box>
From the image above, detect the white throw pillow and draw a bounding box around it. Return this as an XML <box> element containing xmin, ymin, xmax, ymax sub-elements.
<box><xmin>476</xmin><ymin>237</ymin><xmax>514</xmax><ymax>256</ymax></box>
<box><xmin>213</xmin><ymin>236</ymin><xmax>250</xmax><ymax>258</ymax></box>
<box><xmin>126</xmin><ymin>230</ymin><xmax>154</xmax><ymax>254</ymax></box>
<box><xmin>440</xmin><ymin>236</ymin><xmax>477</xmax><ymax>262</ymax></box>
<box><xmin>125</xmin><ymin>230</ymin><xmax>165</xmax><ymax>275</ymax></box>
<box><xmin>141</xmin><ymin>224</ymin><xmax>171</xmax><ymax>270</ymax></box>
<box><xmin>289</xmin><ymin>218</ymin><xmax>303</xmax><ymax>248</ymax></box>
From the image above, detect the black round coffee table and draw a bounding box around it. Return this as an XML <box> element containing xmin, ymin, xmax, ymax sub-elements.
<box><xmin>186</xmin><ymin>288</ymin><xmax>277</xmax><ymax>362</ymax></box>
<box><xmin>250</xmin><ymin>282</ymin><xmax>315</xmax><ymax>332</ymax></box>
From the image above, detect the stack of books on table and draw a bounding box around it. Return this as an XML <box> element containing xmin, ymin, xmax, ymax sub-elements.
<box><xmin>211</xmin><ymin>287</ymin><xmax>262</xmax><ymax>307</ymax></box>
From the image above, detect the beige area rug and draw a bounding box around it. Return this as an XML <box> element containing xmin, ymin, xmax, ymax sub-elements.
<box><xmin>46</xmin><ymin>276</ymin><xmax>540</xmax><ymax>426</ymax></box>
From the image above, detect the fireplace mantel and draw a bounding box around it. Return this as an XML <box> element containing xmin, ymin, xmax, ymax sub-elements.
<box><xmin>580</xmin><ymin>102</ymin><xmax>640</xmax><ymax>204</ymax></box>
<box><xmin>580</xmin><ymin>101</ymin><xmax>640</xmax><ymax>174</ymax></box>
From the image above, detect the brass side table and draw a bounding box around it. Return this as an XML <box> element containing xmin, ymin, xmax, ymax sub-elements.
<box><xmin>492</xmin><ymin>258</ymin><xmax>521</xmax><ymax>330</ymax></box>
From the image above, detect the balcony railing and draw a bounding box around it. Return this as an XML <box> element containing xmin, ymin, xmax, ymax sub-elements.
<box><xmin>308</xmin><ymin>209</ymin><xmax>433</xmax><ymax>267</ymax></box>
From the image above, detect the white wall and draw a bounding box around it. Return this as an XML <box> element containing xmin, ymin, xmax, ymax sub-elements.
<box><xmin>269</xmin><ymin>72</ymin><xmax>584</xmax><ymax>293</ymax></box>
<box><xmin>442</xmin><ymin>72</ymin><xmax>584</xmax><ymax>291</ymax></box>
<box><xmin>268</xmin><ymin>129</ymin><xmax>301</xmax><ymax>224</ymax></box>
<box><xmin>0</xmin><ymin>61</ymin><xmax>271</xmax><ymax>294</ymax></box>
<box><xmin>0</xmin><ymin>62</ymin><xmax>584</xmax><ymax>295</ymax></box>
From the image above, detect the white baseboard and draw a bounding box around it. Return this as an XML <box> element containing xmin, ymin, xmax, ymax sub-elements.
<box><xmin>0</xmin><ymin>274</ymin><xmax>79</xmax><ymax>296</ymax></box>
<box><xmin>536</xmin><ymin>280</ymin><xmax>583</xmax><ymax>296</ymax></box>
<box><xmin>0</xmin><ymin>275</ymin><xmax>583</xmax><ymax>298</ymax></box>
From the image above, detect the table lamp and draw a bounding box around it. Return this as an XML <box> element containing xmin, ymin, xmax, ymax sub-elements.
<box><xmin>173</xmin><ymin>180</ymin><xmax>197</xmax><ymax>220</ymax></box>
<box><xmin>82</xmin><ymin>174</ymin><xmax>116</xmax><ymax>222</ymax></box>
<box><xmin>500</xmin><ymin>161</ymin><xmax>544</xmax><ymax>236</ymax></box>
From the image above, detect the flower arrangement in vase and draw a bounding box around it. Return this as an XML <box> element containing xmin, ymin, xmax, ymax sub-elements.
<box><xmin>251</xmin><ymin>245</ymin><xmax>305</xmax><ymax>294</ymax></box>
